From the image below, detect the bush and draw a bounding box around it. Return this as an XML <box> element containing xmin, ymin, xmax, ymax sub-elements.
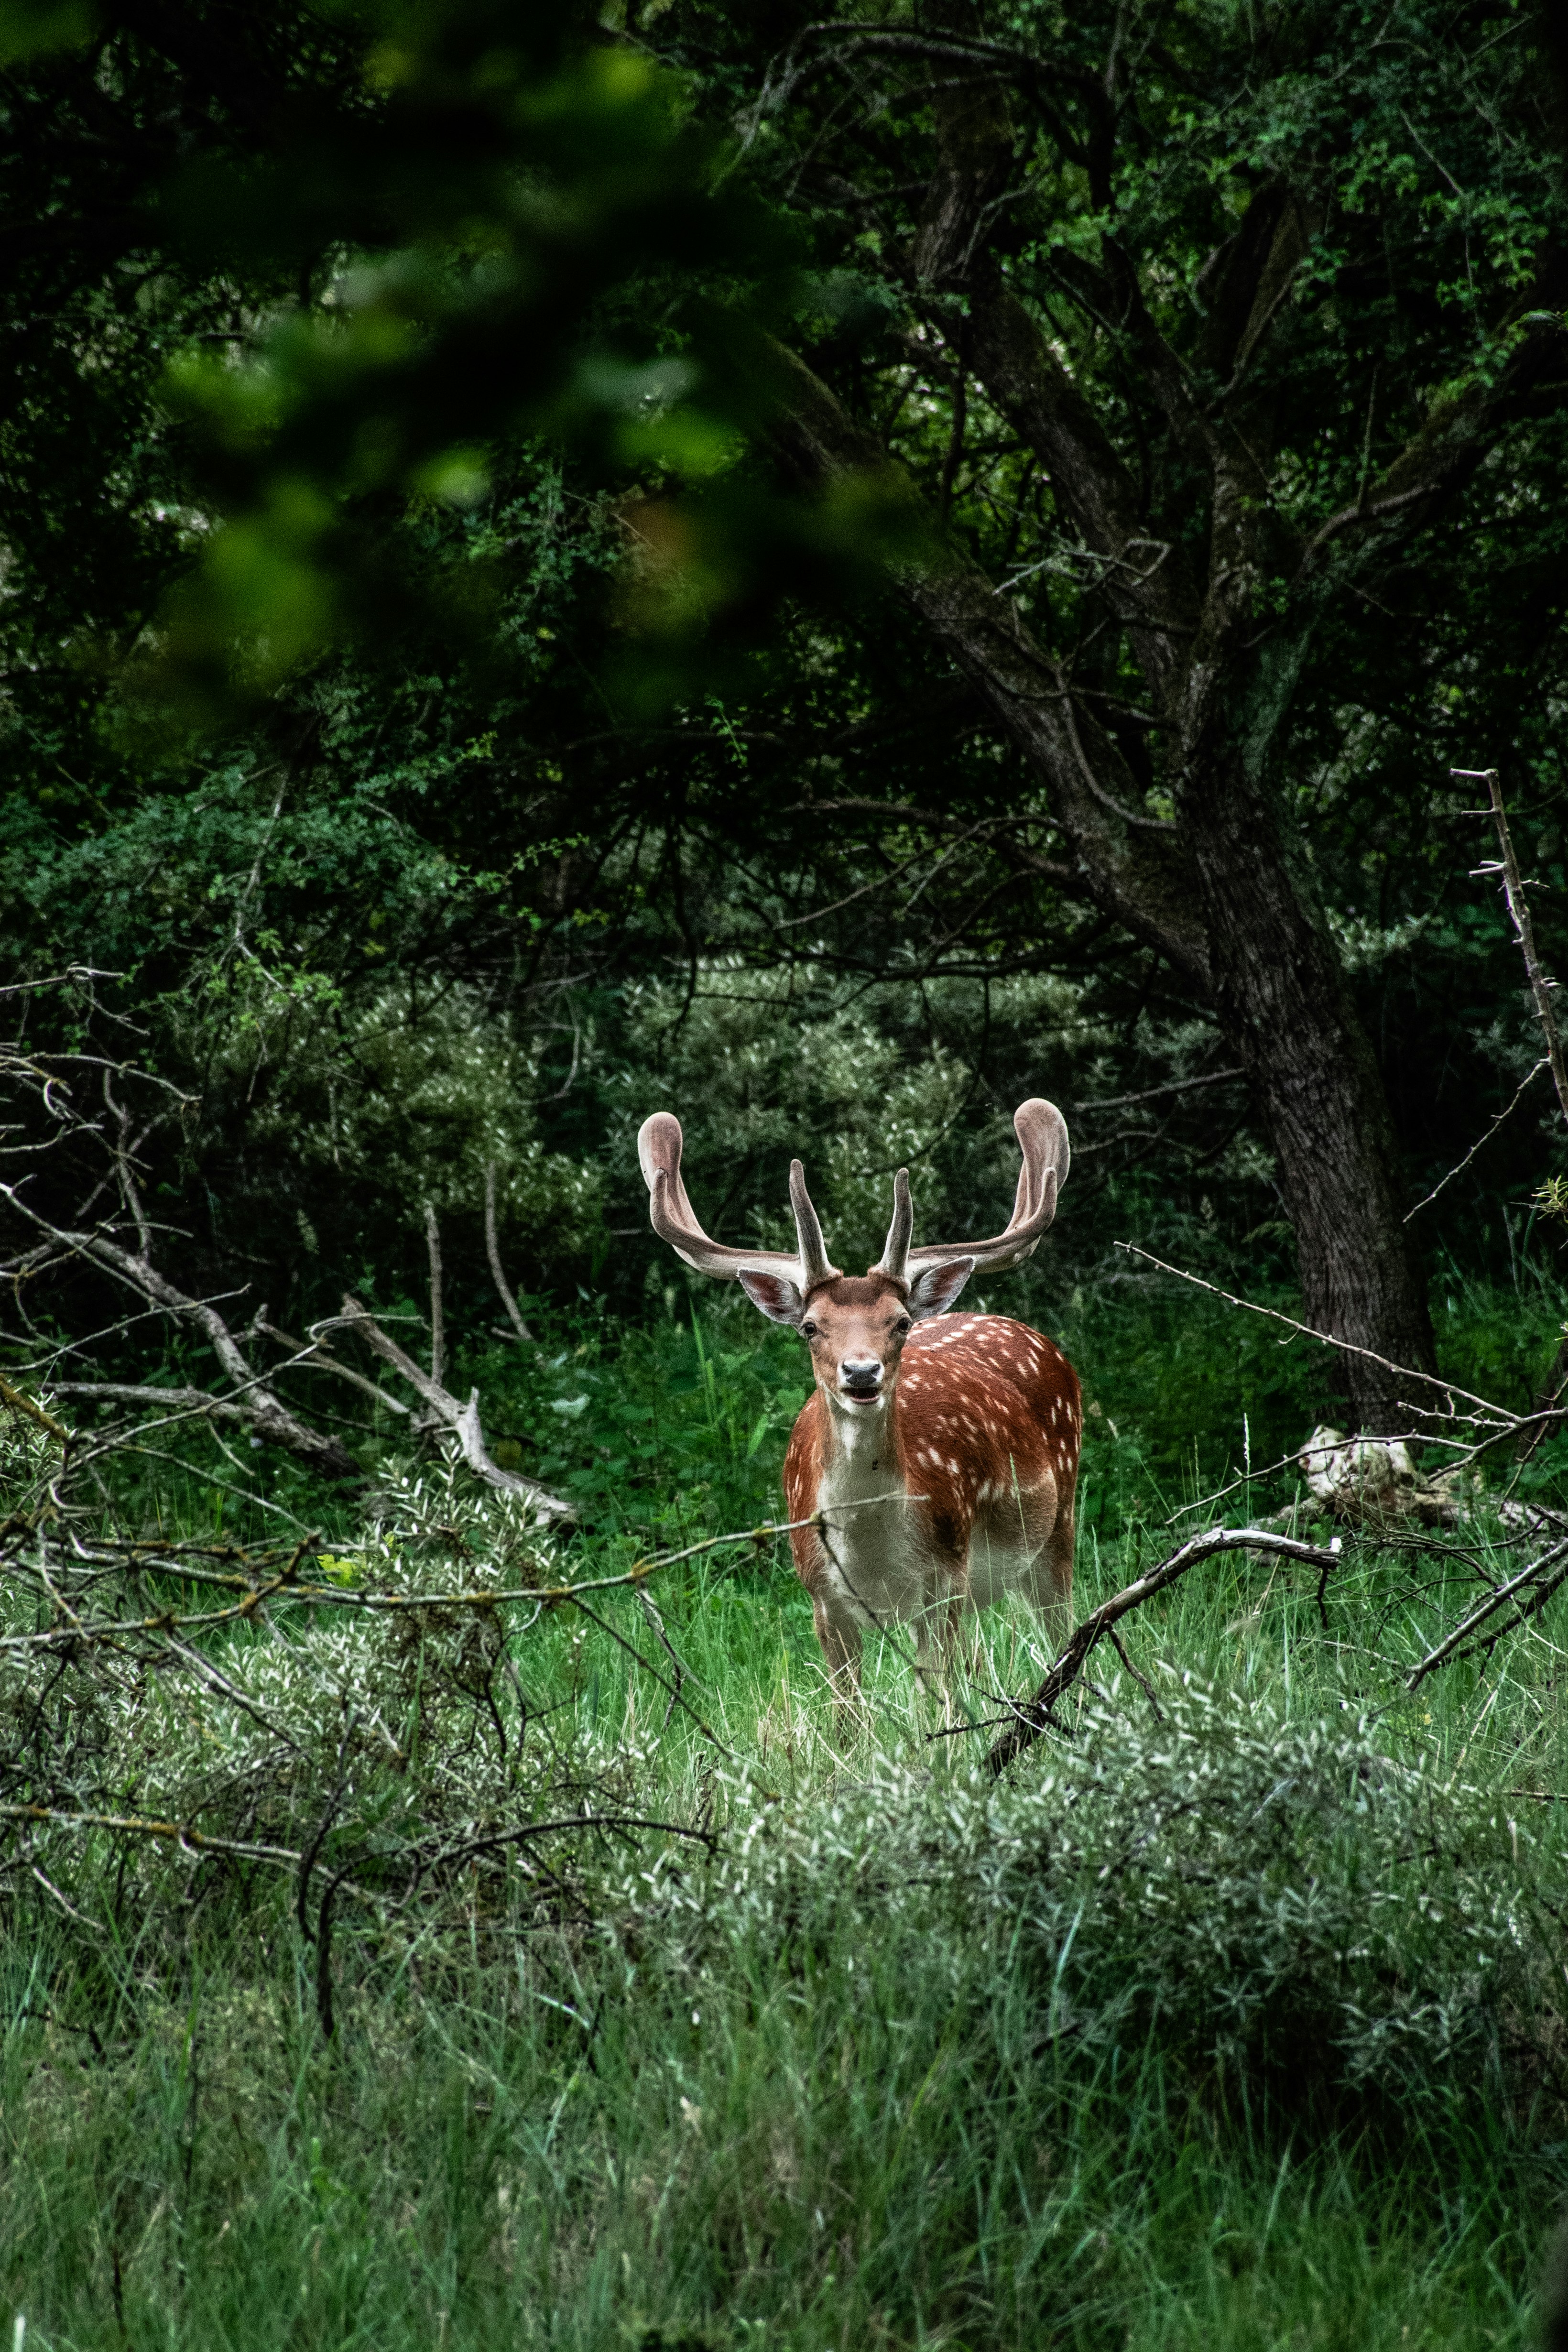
<box><xmin>664</xmin><ymin>1684</ymin><xmax>1566</xmax><ymax>2131</ymax></box>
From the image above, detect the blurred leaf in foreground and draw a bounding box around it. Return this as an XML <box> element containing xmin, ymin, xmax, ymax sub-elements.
<box><xmin>142</xmin><ymin>0</ymin><xmax>922</xmax><ymax>719</ymax></box>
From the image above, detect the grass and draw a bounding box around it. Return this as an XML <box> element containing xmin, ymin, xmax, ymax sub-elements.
<box><xmin>3</xmin><ymin>1938</ymin><xmax>1549</xmax><ymax>2352</ymax></box>
<box><xmin>7</xmin><ymin>1278</ymin><xmax>1568</xmax><ymax>2349</ymax></box>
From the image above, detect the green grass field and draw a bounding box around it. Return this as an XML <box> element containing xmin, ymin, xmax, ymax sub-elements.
<box><xmin>5</xmin><ymin>1283</ymin><xmax>1568</xmax><ymax>2350</ymax></box>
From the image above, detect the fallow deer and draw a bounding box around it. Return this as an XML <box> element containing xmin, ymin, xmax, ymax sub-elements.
<box><xmin>637</xmin><ymin>1101</ymin><xmax>1081</xmax><ymax>1704</ymax></box>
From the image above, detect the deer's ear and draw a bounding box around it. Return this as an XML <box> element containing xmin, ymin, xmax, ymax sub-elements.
<box><xmin>738</xmin><ymin>1270</ymin><xmax>806</xmax><ymax>1326</ymax></box>
<box><xmin>907</xmin><ymin>1256</ymin><xmax>975</xmax><ymax>1321</ymax></box>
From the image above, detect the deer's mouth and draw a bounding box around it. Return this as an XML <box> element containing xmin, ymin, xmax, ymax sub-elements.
<box><xmin>837</xmin><ymin>1381</ymin><xmax>885</xmax><ymax>1407</ymax></box>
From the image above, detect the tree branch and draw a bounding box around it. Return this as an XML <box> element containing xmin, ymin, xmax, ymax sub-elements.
<box><xmin>1295</xmin><ymin>311</ymin><xmax>1568</xmax><ymax>601</ymax></box>
<box><xmin>425</xmin><ymin>1203</ymin><xmax>446</xmax><ymax>1388</ymax></box>
<box><xmin>1460</xmin><ymin>766</ymin><xmax>1568</xmax><ymax>1123</ymax></box>
<box><xmin>763</xmin><ymin>337</ymin><xmax>1211</xmax><ymax>986</ymax></box>
<box><xmin>485</xmin><ymin>1163</ymin><xmax>535</xmax><ymax>1345</ymax></box>
<box><xmin>0</xmin><ymin>1184</ymin><xmax>355</xmax><ymax>1476</ymax></box>
<box><xmin>340</xmin><ymin>1295</ymin><xmax>572</xmax><ymax>1523</ymax></box>
<box><xmin>988</xmin><ymin>1526</ymin><xmax>1341</xmax><ymax>1772</ymax></box>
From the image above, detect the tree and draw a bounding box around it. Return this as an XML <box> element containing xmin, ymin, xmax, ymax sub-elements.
<box><xmin>644</xmin><ymin>0</ymin><xmax>1568</xmax><ymax>1426</ymax></box>
<box><xmin>4</xmin><ymin>0</ymin><xmax>1568</xmax><ymax>1439</ymax></box>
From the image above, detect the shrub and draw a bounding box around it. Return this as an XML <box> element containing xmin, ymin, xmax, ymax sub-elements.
<box><xmin>662</xmin><ymin>1684</ymin><xmax>1567</xmax><ymax>2131</ymax></box>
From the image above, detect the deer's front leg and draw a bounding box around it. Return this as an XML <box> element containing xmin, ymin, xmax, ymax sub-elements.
<box><xmin>794</xmin><ymin>1528</ymin><xmax>865</xmax><ymax>1720</ymax></box>
<box><xmin>811</xmin><ymin>1594</ymin><xmax>864</xmax><ymax>1719</ymax></box>
<box><xmin>913</xmin><ymin>1570</ymin><xmax>969</xmax><ymax>1724</ymax></box>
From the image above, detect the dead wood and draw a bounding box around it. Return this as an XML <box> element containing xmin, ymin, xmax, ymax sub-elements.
<box><xmin>485</xmin><ymin>1161</ymin><xmax>535</xmax><ymax>1344</ymax></box>
<box><xmin>987</xmin><ymin>1526</ymin><xmax>1341</xmax><ymax>1775</ymax></box>
<box><xmin>340</xmin><ymin>1293</ymin><xmax>573</xmax><ymax>1523</ymax></box>
<box><xmin>0</xmin><ymin>1186</ymin><xmax>356</xmax><ymax>1477</ymax></box>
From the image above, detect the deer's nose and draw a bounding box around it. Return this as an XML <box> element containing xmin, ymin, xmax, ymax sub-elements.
<box><xmin>840</xmin><ymin>1355</ymin><xmax>883</xmax><ymax>1394</ymax></box>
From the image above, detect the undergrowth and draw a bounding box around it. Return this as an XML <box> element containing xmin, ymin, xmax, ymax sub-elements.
<box><xmin>5</xmin><ymin>1282</ymin><xmax>1568</xmax><ymax>2348</ymax></box>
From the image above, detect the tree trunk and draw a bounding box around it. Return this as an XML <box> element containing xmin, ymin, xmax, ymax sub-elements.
<box><xmin>1180</xmin><ymin>751</ymin><xmax>1436</xmax><ymax>1430</ymax></box>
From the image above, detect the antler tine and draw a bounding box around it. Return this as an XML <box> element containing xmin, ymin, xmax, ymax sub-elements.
<box><xmin>904</xmin><ymin>1098</ymin><xmax>1070</xmax><ymax>1278</ymax></box>
<box><xmin>638</xmin><ymin>1112</ymin><xmax>701</xmax><ymax>1241</ymax></box>
<box><xmin>637</xmin><ymin>1114</ymin><xmax>838</xmax><ymax>1288</ymax></box>
<box><xmin>872</xmin><ymin>1166</ymin><xmax>913</xmax><ymax>1285</ymax></box>
<box><xmin>788</xmin><ymin>1159</ymin><xmax>840</xmax><ymax>1293</ymax></box>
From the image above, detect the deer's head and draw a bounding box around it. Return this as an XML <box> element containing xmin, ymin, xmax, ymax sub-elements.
<box><xmin>636</xmin><ymin>1102</ymin><xmax>1070</xmax><ymax>1420</ymax></box>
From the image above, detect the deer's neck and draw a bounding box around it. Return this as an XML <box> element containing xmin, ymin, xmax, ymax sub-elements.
<box><xmin>817</xmin><ymin>1382</ymin><xmax>906</xmax><ymax>1495</ymax></box>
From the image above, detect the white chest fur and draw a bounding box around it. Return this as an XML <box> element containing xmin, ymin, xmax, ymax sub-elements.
<box><xmin>810</xmin><ymin>1400</ymin><xmax>932</xmax><ymax>1628</ymax></box>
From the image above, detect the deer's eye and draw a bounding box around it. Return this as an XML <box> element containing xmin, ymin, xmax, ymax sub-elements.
<box><xmin>895</xmin><ymin>1317</ymin><xmax>912</xmax><ymax>1335</ymax></box>
<box><xmin>801</xmin><ymin>1320</ymin><xmax>818</xmax><ymax>1339</ymax></box>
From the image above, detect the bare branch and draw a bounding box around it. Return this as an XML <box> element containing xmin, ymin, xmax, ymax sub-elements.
<box><xmin>1405</xmin><ymin>1535</ymin><xmax>1568</xmax><ymax>1690</ymax></box>
<box><xmin>50</xmin><ymin>1379</ymin><xmax>277</xmax><ymax>1426</ymax></box>
<box><xmin>1456</xmin><ymin>766</ymin><xmax>1568</xmax><ymax>1124</ymax></box>
<box><xmin>425</xmin><ymin>1202</ymin><xmax>446</xmax><ymax>1387</ymax></box>
<box><xmin>484</xmin><ymin>1163</ymin><xmax>534</xmax><ymax>1345</ymax></box>
<box><xmin>1078</xmin><ymin>1067</ymin><xmax>1243</xmax><ymax>1113</ymax></box>
<box><xmin>0</xmin><ymin>1183</ymin><xmax>355</xmax><ymax>1475</ymax></box>
<box><xmin>988</xmin><ymin>1527</ymin><xmax>1341</xmax><ymax>1773</ymax></box>
<box><xmin>0</xmin><ymin>1370</ymin><xmax>69</xmax><ymax>1444</ymax></box>
<box><xmin>257</xmin><ymin>1320</ymin><xmax>413</xmax><ymax>1416</ymax></box>
<box><xmin>1404</xmin><ymin>1055</ymin><xmax>1549</xmax><ymax>1220</ymax></box>
<box><xmin>341</xmin><ymin>1294</ymin><xmax>573</xmax><ymax>1523</ymax></box>
<box><xmin>0</xmin><ymin>1801</ymin><xmax>305</xmax><ymax>1870</ymax></box>
<box><xmin>1113</xmin><ymin>1240</ymin><xmax>1507</xmax><ymax>1421</ymax></box>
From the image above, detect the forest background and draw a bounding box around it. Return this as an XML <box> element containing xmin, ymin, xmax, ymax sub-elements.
<box><xmin>7</xmin><ymin>0</ymin><xmax>1568</xmax><ymax>1462</ymax></box>
<box><xmin>6</xmin><ymin>3</ymin><xmax>1568</xmax><ymax>2348</ymax></box>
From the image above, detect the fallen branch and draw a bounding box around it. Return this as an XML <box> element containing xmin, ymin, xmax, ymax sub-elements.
<box><xmin>340</xmin><ymin>1293</ymin><xmax>573</xmax><ymax>1523</ymax></box>
<box><xmin>987</xmin><ymin>1527</ymin><xmax>1341</xmax><ymax>1774</ymax></box>
<box><xmin>255</xmin><ymin>1318</ymin><xmax>413</xmax><ymax>1416</ymax></box>
<box><xmin>52</xmin><ymin>1378</ymin><xmax>292</xmax><ymax>1429</ymax></box>
<box><xmin>0</xmin><ymin>1182</ymin><xmax>354</xmax><ymax>1476</ymax></box>
<box><xmin>0</xmin><ymin>1370</ymin><xmax>69</xmax><ymax>1443</ymax></box>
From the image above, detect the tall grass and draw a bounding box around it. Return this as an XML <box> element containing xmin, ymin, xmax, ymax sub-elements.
<box><xmin>6</xmin><ymin>1283</ymin><xmax>1568</xmax><ymax>2350</ymax></box>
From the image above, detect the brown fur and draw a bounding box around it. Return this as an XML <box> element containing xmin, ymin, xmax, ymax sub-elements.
<box><xmin>782</xmin><ymin>1305</ymin><xmax>1081</xmax><ymax>1702</ymax></box>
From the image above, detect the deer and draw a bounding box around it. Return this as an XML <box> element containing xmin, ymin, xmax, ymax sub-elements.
<box><xmin>637</xmin><ymin>1100</ymin><xmax>1081</xmax><ymax>1709</ymax></box>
